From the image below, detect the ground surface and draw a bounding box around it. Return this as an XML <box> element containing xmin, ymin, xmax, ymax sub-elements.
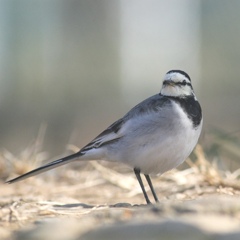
<box><xmin>1</xmin><ymin>146</ymin><xmax>240</xmax><ymax>240</ymax></box>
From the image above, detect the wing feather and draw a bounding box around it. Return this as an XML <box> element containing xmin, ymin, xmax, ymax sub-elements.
<box><xmin>81</xmin><ymin>118</ymin><xmax>125</xmax><ymax>152</ymax></box>
<box><xmin>80</xmin><ymin>94</ymin><xmax>170</xmax><ymax>153</ymax></box>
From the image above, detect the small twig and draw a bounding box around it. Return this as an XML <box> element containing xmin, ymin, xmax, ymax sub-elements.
<box><xmin>90</xmin><ymin>162</ymin><xmax>137</xmax><ymax>190</ymax></box>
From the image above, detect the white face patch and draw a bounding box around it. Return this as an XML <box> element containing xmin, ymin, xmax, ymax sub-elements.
<box><xmin>160</xmin><ymin>71</ymin><xmax>193</xmax><ymax>97</ymax></box>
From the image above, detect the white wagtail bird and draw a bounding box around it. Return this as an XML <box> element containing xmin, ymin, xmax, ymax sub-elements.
<box><xmin>7</xmin><ymin>70</ymin><xmax>202</xmax><ymax>204</ymax></box>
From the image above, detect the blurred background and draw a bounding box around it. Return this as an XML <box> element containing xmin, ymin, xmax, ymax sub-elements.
<box><xmin>0</xmin><ymin>0</ymin><xmax>240</xmax><ymax>169</ymax></box>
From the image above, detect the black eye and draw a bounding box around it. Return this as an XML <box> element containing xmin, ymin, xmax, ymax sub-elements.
<box><xmin>182</xmin><ymin>80</ymin><xmax>187</xmax><ymax>86</ymax></box>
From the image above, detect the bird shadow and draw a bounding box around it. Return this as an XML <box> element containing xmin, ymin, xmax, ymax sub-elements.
<box><xmin>52</xmin><ymin>202</ymin><xmax>148</xmax><ymax>209</ymax></box>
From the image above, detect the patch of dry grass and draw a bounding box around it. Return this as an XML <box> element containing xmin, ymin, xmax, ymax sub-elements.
<box><xmin>1</xmin><ymin>131</ymin><xmax>240</xmax><ymax>239</ymax></box>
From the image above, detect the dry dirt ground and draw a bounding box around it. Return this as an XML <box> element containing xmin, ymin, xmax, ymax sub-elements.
<box><xmin>1</xmin><ymin>146</ymin><xmax>240</xmax><ymax>240</ymax></box>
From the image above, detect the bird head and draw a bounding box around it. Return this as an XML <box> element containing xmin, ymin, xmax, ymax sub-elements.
<box><xmin>160</xmin><ymin>70</ymin><xmax>194</xmax><ymax>98</ymax></box>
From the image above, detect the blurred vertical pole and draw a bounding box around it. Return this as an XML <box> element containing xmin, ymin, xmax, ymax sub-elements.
<box><xmin>120</xmin><ymin>0</ymin><xmax>201</xmax><ymax>105</ymax></box>
<box><xmin>0</xmin><ymin>1</ymin><xmax>8</xmax><ymax>106</ymax></box>
<box><xmin>0</xmin><ymin>0</ymin><xmax>122</xmax><ymax>154</ymax></box>
<box><xmin>201</xmin><ymin>1</ymin><xmax>240</xmax><ymax>131</ymax></box>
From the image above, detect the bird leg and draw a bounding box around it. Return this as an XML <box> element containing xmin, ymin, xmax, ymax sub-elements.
<box><xmin>134</xmin><ymin>168</ymin><xmax>151</xmax><ymax>204</ymax></box>
<box><xmin>144</xmin><ymin>174</ymin><xmax>159</xmax><ymax>203</ymax></box>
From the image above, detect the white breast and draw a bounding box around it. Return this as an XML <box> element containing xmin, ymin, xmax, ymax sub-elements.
<box><xmin>110</xmin><ymin>100</ymin><xmax>202</xmax><ymax>175</ymax></box>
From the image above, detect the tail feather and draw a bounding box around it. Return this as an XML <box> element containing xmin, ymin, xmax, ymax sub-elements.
<box><xmin>6</xmin><ymin>152</ymin><xmax>83</xmax><ymax>184</ymax></box>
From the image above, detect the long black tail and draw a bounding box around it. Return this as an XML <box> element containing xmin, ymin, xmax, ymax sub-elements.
<box><xmin>6</xmin><ymin>151</ymin><xmax>83</xmax><ymax>184</ymax></box>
